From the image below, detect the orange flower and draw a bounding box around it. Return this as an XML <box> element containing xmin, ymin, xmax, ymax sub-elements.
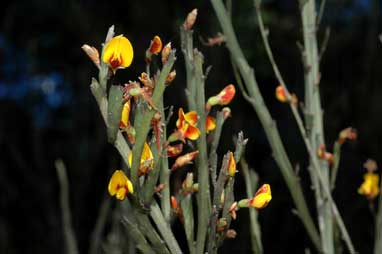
<box><xmin>227</xmin><ymin>152</ymin><xmax>236</xmax><ymax>177</ymax></box>
<box><xmin>108</xmin><ymin>170</ymin><xmax>134</xmax><ymax>200</ymax></box>
<box><xmin>128</xmin><ymin>142</ymin><xmax>154</xmax><ymax>176</ymax></box>
<box><xmin>169</xmin><ymin>108</ymin><xmax>200</xmax><ymax>142</ymax></box>
<box><xmin>167</xmin><ymin>143</ymin><xmax>183</xmax><ymax>158</ymax></box>
<box><xmin>206</xmin><ymin>116</ymin><xmax>216</xmax><ymax>133</ymax></box>
<box><xmin>145</xmin><ymin>35</ymin><xmax>162</xmax><ymax>63</ymax></box>
<box><xmin>206</xmin><ymin>84</ymin><xmax>236</xmax><ymax>111</ymax></box>
<box><xmin>275</xmin><ymin>85</ymin><xmax>287</xmax><ymax>102</ymax></box>
<box><xmin>149</xmin><ymin>35</ymin><xmax>162</xmax><ymax>55</ymax></box>
<box><xmin>275</xmin><ymin>85</ymin><xmax>298</xmax><ymax>105</ymax></box>
<box><xmin>102</xmin><ymin>35</ymin><xmax>134</xmax><ymax>70</ymax></box>
<box><xmin>249</xmin><ymin>184</ymin><xmax>272</xmax><ymax>209</ymax></box>
<box><xmin>171</xmin><ymin>151</ymin><xmax>199</xmax><ymax>171</ymax></box>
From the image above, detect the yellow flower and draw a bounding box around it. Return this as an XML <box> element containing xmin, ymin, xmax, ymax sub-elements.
<box><xmin>120</xmin><ymin>100</ymin><xmax>131</xmax><ymax>129</ymax></box>
<box><xmin>128</xmin><ymin>142</ymin><xmax>154</xmax><ymax>176</ymax></box>
<box><xmin>206</xmin><ymin>84</ymin><xmax>236</xmax><ymax>111</ymax></box>
<box><xmin>249</xmin><ymin>184</ymin><xmax>272</xmax><ymax>209</ymax></box>
<box><xmin>108</xmin><ymin>170</ymin><xmax>134</xmax><ymax>200</ymax></box>
<box><xmin>227</xmin><ymin>152</ymin><xmax>236</xmax><ymax>177</ymax></box>
<box><xmin>358</xmin><ymin>172</ymin><xmax>380</xmax><ymax>200</ymax></box>
<box><xmin>102</xmin><ymin>35</ymin><xmax>134</xmax><ymax>70</ymax></box>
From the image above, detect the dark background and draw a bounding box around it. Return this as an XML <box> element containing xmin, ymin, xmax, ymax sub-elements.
<box><xmin>1</xmin><ymin>0</ymin><xmax>381</xmax><ymax>253</ymax></box>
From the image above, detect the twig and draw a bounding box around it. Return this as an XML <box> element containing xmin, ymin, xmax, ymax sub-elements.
<box><xmin>316</xmin><ymin>0</ymin><xmax>327</xmax><ymax>29</ymax></box>
<box><xmin>180</xmin><ymin>194</ymin><xmax>196</xmax><ymax>254</ymax></box>
<box><xmin>209</xmin><ymin>111</ymin><xmax>226</xmax><ymax>189</ymax></box>
<box><xmin>55</xmin><ymin>159</ymin><xmax>79</xmax><ymax>254</ymax></box>
<box><xmin>319</xmin><ymin>27</ymin><xmax>331</xmax><ymax>62</ymax></box>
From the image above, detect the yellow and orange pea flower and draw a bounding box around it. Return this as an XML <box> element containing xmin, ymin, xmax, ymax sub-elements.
<box><xmin>229</xmin><ymin>184</ymin><xmax>272</xmax><ymax>219</ymax></box>
<box><xmin>120</xmin><ymin>100</ymin><xmax>131</xmax><ymax>129</ymax></box>
<box><xmin>358</xmin><ymin>172</ymin><xmax>380</xmax><ymax>200</ymax></box>
<box><xmin>169</xmin><ymin>108</ymin><xmax>200</xmax><ymax>142</ymax></box>
<box><xmin>249</xmin><ymin>184</ymin><xmax>272</xmax><ymax>209</ymax></box>
<box><xmin>145</xmin><ymin>35</ymin><xmax>162</xmax><ymax>62</ymax></box>
<box><xmin>275</xmin><ymin>85</ymin><xmax>298</xmax><ymax>105</ymax></box>
<box><xmin>206</xmin><ymin>115</ymin><xmax>216</xmax><ymax>133</ymax></box>
<box><xmin>108</xmin><ymin>170</ymin><xmax>134</xmax><ymax>201</ymax></box>
<box><xmin>171</xmin><ymin>151</ymin><xmax>199</xmax><ymax>171</ymax></box>
<box><xmin>206</xmin><ymin>84</ymin><xmax>236</xmax><ymax>111</ymax></box>
<box><xmin>102</xmin><ymin>35</ymin><xmax>134</xmax><ymax>70</ymax></box>
<box><xmin>227</xmin><ymin>152</ymin><xmax>236</xmax><ymax>177</ymax></box>
<box><xmin>128</xmin><ymin>142</ymin><xmax>154</xmax><ymax>176</ymax></box>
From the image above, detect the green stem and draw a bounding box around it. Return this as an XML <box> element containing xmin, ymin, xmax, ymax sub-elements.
<box><xmin>55</xmin><ymin>159</ymin><xmax>79</xmax><ymax>254</ymax></box>
<box><xmin>121</xmin><ymin>216</ymin><xmax>155</xmax><ymax>254</ymax></box>
<box><xmin>301</xmin><ymin>1</ymin><xmax>333</xmax><ymax>253</ymax></box>
<box><xmin>209</xmin><ymin>111</ymin><xmax>226</xmax><ymax>189</ymax></box>
<box><xmin>160</xmin><ymin>103</ymin><xmax>171</xmax><ymax>223</ymax></box>
<box><xmin>181</xmin><ymin>194</ymin><xmax>196</xmax><ymax>254</ymax></box>
<box><xmin>209</xmin><ymin>0</ymin><xmax>322</xmax><ymax>251</ymax></box>
<box><xmin>130</xmin><ymin>51</ymin><xmax>176</xmax><ymax>190</ymax></box>
<box><xmin>90</xmin><ymin>78</ymin><xmax>131</xmax><ymax>166</ymax></box>
<box><xmin>241</xmin><ymin>158</ymin><xmax>263</xmax><ymax>254</ymax></box>
<box><xmin>193</xmin><ymin>50</ymin><xmax>212</xmax><ymax>254</ymax></box>
<box><xmin>150</xmin><ymin>202</ymin><xmax>183</xmax><ymax>254</ymax></box>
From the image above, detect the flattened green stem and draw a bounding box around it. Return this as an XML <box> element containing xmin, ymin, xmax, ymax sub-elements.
<box><xmin>193</xmin><ymin>51</ymin><xmax>212</xmax><ymax>254</ymax></box>
<box><xmin>241</xmin><ymin>158</ymin><xmax>263</xmax><ymax>254</ymax></box>
<box><xmin>121</xmin><ymin>216</ymin><xmax>155</xmax><ymax>254</ymax></box>
<box><xmin>209</xmin><ymin>111</ymin><xmax>226</xmax><ymax>188</ymax></box>
<box><xmin>150</xmin><ymin>202</ymin><xmax>183</xmax><ymax>254</ymax></box>
<box><xmin>90</xmin><ymin>78</ymin><xmax>131</xmax><ymax>166</ymax></box>
<box><xmin>180</xmin><ymin>27</ymin><xmax>196</xmax><ymax>109</ymax></box>
<box><xmin>130</xmin><ymin>51</ymin><xmax>176</xmax><ymax>190</ymax></box>
<box><xmin>160</xmin><ymin>102</ymin><xmax>171</xmax><ymax>223</ymax></box>
<box><xmin>134</xmin><ymin>212</ymin><xmax>171</xmax><ymax>254</ymax></box>
<box><xmin>209</xmin><ymin>0</ymin><xmax>322</xmax><ymax>251</ymax></box>
<box><xmin>180</xmin><ymin>194</ymin><xmax>196</xmax><ymax>254</ymax></box>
